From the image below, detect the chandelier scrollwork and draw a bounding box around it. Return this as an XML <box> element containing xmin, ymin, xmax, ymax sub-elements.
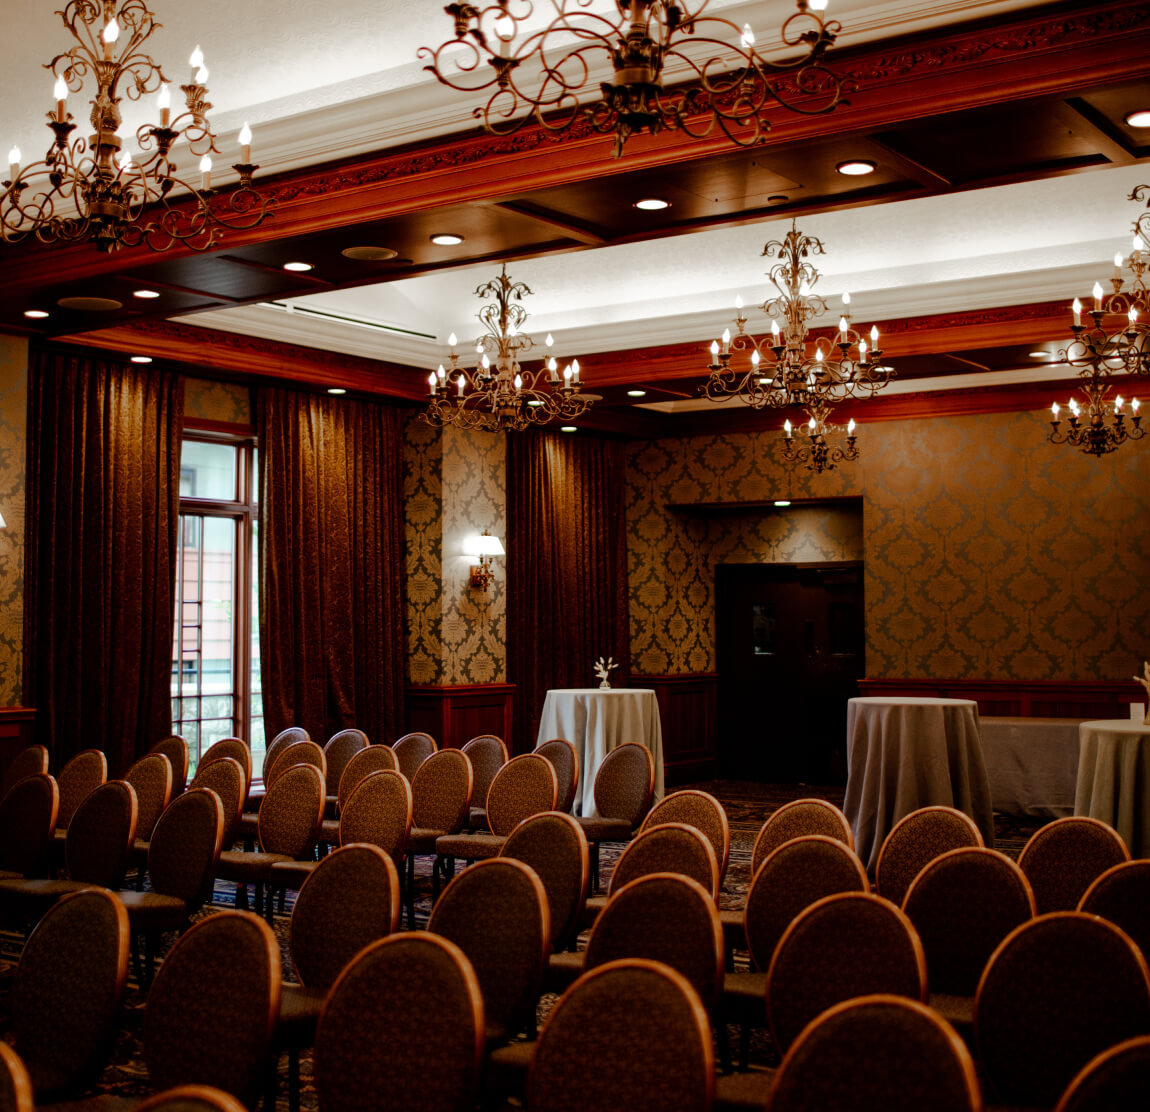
<box><xmin>1</xmin><ymin>0</ymin><xmax>268</xmax><ymax>253</ymax></box>
<box><xmin>782</xmin><ymin>403</ymin><xmax>857</xmax><ymax>473</ymax></box>
<box><xmin>424</xmin><ymin>264</ymin><xmax>601</xmax><ymax>432</ymax></box>
<box><xmin>419</xmin><ymin>1</ymin><xmax>851</xmax><ymax>158</ymax></box>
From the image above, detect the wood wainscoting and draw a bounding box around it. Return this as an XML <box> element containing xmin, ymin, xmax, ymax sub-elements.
<box><xmin>632</xmin><ymin>673</ymin><xmax>718</xmax><ymax>786</ymax></box>
<box><xmin>857</xmin><ymin>678</ymin><xmax>1144</xmax><ymax>720</ymax></box>
<box><xmin>405</xmin><ymin>684</ymin><xmax>515</xmax><ymax>752</ymax></box>
<box><xmin>0</xmin><ymin>707</ymin><xmax>37</xmax><ymax>782</ymax></box>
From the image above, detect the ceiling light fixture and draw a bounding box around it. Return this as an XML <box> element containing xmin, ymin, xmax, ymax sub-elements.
<box><xmin>23</xmin><ymin>309</ymin><xmax>49</xmax><ymax>319</ymax></box>
<box><xmin>1125</xmin><ymin>110</ymin><xmax>1150</xmax><ymax>128</ymax></box>
<box><xmin>420</xmin><ymin>1</ymin><xmax>851</xmax><ymax>159</ymax></box>
<box><xmin>836</xmin><ymin>159</ymin><xmax>877</xmax><ymax>176</ymax></box>
<box><xmin>634</xmin><ymin>198</ymin><xmax>670</xmax><ymax>211</ymax></box>
<box><xmin>773</xmin><ymin>500</ymin><xmax>791</xmax><ymax>507</ymax></box>
<box><xmin>0</xmin><ymin>3</ymin><xmax>267</xmax><ymax>253</ymax></box>
<box><xmin>327</xmin><ymin>387</ymin><xmax>346</xmax><ymax>395</ymax></box>
<box><xmin>1028</xmin><ymin>350</ymin><xmax>1049</xmax><ymax>357</ymax></box>
<box><xmin>627</xmin><ymin>389</ymin><xmax>648</xmax><ymax>397</ymax></box>
<box><xmin>430</xmin><ymin>233</ymin><xmax>463</xmax><ymax>246</ymax></box>
<box><xmin>283</xmin><ymin>261</ymin><xmax>313</xmax><ymax>272</ymax></box>
<box><xmin>702</xmin><ymin>222</ymin><xmax>893</xmax><ymax>473</ymax></box>
<box><xmin>560</xmin><ymin>426</ymin><xmax>577</xmax><ymax>433</ymax></box>
<box><xmin>133</xmin><ymin>289</ymin><xmax>160</xmax><ymax>299</ymax></box>
<box><xmin>130</xmin><ymin>355</ymin><xmax>152</xmax><ymax>363</ymax></box>
<box><xmin>424</xmin><ymin>264</ymin><xmax>602</xmax><ymax>433</ymax></box>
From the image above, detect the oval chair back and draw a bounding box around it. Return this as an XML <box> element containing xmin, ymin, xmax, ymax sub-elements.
<box><xmin>337</xmin><ymin>745</ymin><xmax>398</xmax><ymax>812</ymax></box>
<box><xmin>1018</xmin><ymin>816</ymin><xmax>1130</xmax><ymax>914</ymax></box>
<box><xmin>411</xmin><ymin>749</ymin><xmax>474</xmax><ymax>835</ymax></box>
<box><xmin>1078</xmin><ymin>858</ymin><xmax>1150</xmax><ymax>966</ymax></box>
<box><xmin>338</xmin><ymin>769</ymin><xmax>412</xmax><ymax>861</ymax></box>
<box><xmin>392</xmin><ymin>732</ymin><xmax>438</xmax><ymax>782</ymax></box>
<box><xmin>609</xmin><ymin>822</ymin><xmax>719</xmax><ymax>901</ymax></box>
<box><xmin>462</xmin><ymin>735</ymin><xmax>508</xmax><ymax>828</ymax></box>
<box><xmin>263</xmin><ymin>728</ymin><xmax>310</xmax><ymax>782</ymax></box>
<box><xmin>592</xmin><ymin>743</ymin><xmax>654</xmax><ymax>829</ymax></box>
<box><xmin>487</xmin><ymin>753</ymin><xmax>559</xmax><ymax>838</ymax></box>
<box><xmin>0</xmin><ymin>745</ymin><xmax>49</xmax><ymax>799</ymax></box>
<box><xmin>266</xmin><ymin>740</ymin><xmax>326</xmax><ymax>790</ymax></box>
<box><xmin>0</xmin><ymin>1042</ymin><xmax>32</xmax><ymax>1112</ymax></box>
<box><xmin>0</xmin><ymin>773</ymin><xmax>59</xmax><ymax>878</ymax></box>
<box><xmin>258</xmin><ymin>763</ymin><xmax>326</xmax><ymax>858</ymax></box>
<box><xmin>534</xmin><ymin>738</ymin><xmax>579</xmax><ymax>815</ymax></box>
<box><xmin>65</xmin><ymin>780</ymin><xmax>138</xmax><ymax>888</ymax></box>
<box><xmin>874</xmin><ymin>806</ymin><xmax>984</xmax><ymax>907</ymax></box>
<box><xmin>125</xmin><ymin>753</ymin><xmax>174</xmax><ymax>842</ymax></box>
<box><xmin>322</xmin><ymin>729</ymin><xmax>369</xmax><ymax>798</ymax></box>
<box><xmin>199</xmin><ymin>739</ymin><xmax>252</xmax><ymax>796</ymax></box>
<box><xmin>640</xmin><ymin>789</ymin><xmax>729</xmax><ymax>882</ymax></box>
<box><xmin>148</xmin><ymin>788</ymin><xmax>226</xmax><ymax>912</ymax></box>
<box><xmin>1054</xmin><ymin>1034</ymin><xmax>1150</xmax><ymax>1112</ymax></box>
<box><xmin>751</xmin><ymin>798</ymin><xmax>853</xmax><ymax>877</ymax></box>
<box><xmin>150</xmin><ymin>736</ymin><xmax>190</xmax><ymax>797</ymax></box>
<box><xmin>55</xmin><ymin>750</ymin><xmax>107</xmax><ymax>829</ymax></box>
<box><xmin>189</xmin><ymin>756</ymin><xmax>246</xmax><ymax>848</ymax></box>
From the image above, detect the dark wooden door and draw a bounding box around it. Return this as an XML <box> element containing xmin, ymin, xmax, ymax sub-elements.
<box><xmin>716</xmin><ymin>562</ymin><xmax>865</xmax><ymax>784</ymax></box>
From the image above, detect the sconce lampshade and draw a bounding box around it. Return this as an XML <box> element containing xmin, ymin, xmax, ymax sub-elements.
<box><xmin>464</xmin><ymin>531</ymin><xmax>505</xmax><ymax>558</ymax></box>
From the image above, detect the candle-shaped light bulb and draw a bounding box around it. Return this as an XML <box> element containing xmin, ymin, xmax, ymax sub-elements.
<box><xmin>740</xmin><ymin>22</ymin><xmax>755</xmax><ymax>49</ymax></box>
<box><xmin>547</xmin><ymin>356</ymin><xmax>558</xmax><ymax>380</ymax></box>
<box><xmin>437</xmin><ymin>364</ymin><xmax>446</xmax><ymax>382</ymax></box>
<box><xmin>1051</xmin><ymin>401</ymin><xmax>1060</xmax><ymax>419</ymax></box>
<box><xmin>815</xmin><ymin>347</ymin><xmax>824</xmax><ymax>363</ymax></box>
<box><xmin>563</xmin><ymin>364</ymin><xmax>572</xmax><ymax>382</ymax></box>
<box><xmin>1093</xmin><ymin>281</ymin><xmax>1104</xmax><ymax>309</ymax></box>
<box><xmin>103</xmin><ymin>17</ymin><xmax>120</xmax><ymax>43</ymax></box>
<box><xmin>1069</xmin><ymin>397</ymin><xmax>1080</xmax><ymax>414</ymax></box>
<box><xmin>157</xmin><ymin>82</ymin><xmax>171</xmax><ymax>127</ymax></box>
<box><xmin>838</xmin><ymin>316</ymin><xmax>848</xmax><ymax>337</ymax></box>
<box><xmin>751</xmin><ymin>348</ymin><xmax>761</xmax><ymax>367</ymax></box>
<box><xmin>513</xmin><ymin>374</ymin><xmax>522</xmax><ymax>391</ymax></box>
<box><xmin>808</xmin><ymin>416</ymin><xmax>817</xmax><ymax>430</ymax></box>
<box><xmin>481</xmin><ymin>353</ymin><xmax>491</xmax><ymax>371</ymax></box>
<box><xmin>784</xmin><ymin>419</ymin><xmax>793</xmax><ymax>437</ymax></box>
<box><xmin>195</xmin><ymin>65</ymin><xmax>209</xmax><ymax>84</ymax></box>
<box><xmin>721</xmin><ymin>328</ymin><xmax>731</xmax><ymax>354</ymax></box>
<box><xmin>847</xmin><ymin>418</ymin><xmax>856</xmax><ymax>435</ymax></box>
<box><xmin>428</xmin><ymin>371</ymin><xmax>437</xmax><ymax>395</ymax></box>
<box><xmin>735</xmin><ymin>294</ymin><xmax>744</xmax><ymax>310</ymax></box>
<box><xmin>199</xmin><ymin>154</ymin><xmax>212</xmax><ymax>189</ymax></box>
<box><xmin>8</xmin><ymin>146</ymin><xmax>20</xmax><ymax>181</ymax></box>
<box><xmin>238</xmin><ymin>123</ymin><xmax>252</xmax><ymax>163</ymax></box>
<box><xmin>545</xmin><ymin>332</ymin><xmax>553</xmax><ymax>348</ymax></box>
<box><xmin>842</xmin><ymin>291</ymin><xmax>851</xmax><ymax>306</ymax></box>
<box><xmin>1132</xmin><ymin>398</ymin><xmax>1141</xmax><ymax>414</ymax></box>
<box><xmin>770</xmin><ymin>319</ymin><xmax>781</xmax><ymax>343</ymax></box>
<box><xmin>53</xmin><ymin>75</ymin><xmax>68</xmax><ymax>122</ymax></box>
<box><xmin>189</xmin><ymin>45</ymin><xmax>204</xmax><ymax>70</ymax></box>
<box><xmin>1072</xmin><ymin>297</ymin><xmax>1082</xmax><ymax>325</ymax></box>
<box><xmin>1115</xmin><ymin>251</ymin><xmax>1124</xmax><ymax>277</ymax></box>
<box><xmin>859</xmin><ymin>338</ymin><xmax>868</xmax><ymax>360</ymax></box>
<box><xmin>709</xmin><ymin>340</ymin><xmax>719</xmax><ymax>358</ymax></box>
<box><xmin>457</xmin><ymin>375</ymin><xmax>465</xmax><ymax>397</ymax></box>
<box><xmin>1115</xmin><ymin>395</ymin><xmax>1125</xmax><ymax>413</ymax></box>
<box><xmin>870</xmin><ymin>324</ymin><xmax>880</xmax><ymax>345</ymax></box>
<box><xmin>447</xmin><ymin>332</ymin><xmax>457</xmax><ymax>348</ymax></box>
<box><xmin>572</xmin><ymin>359</ymin><xmax>580</xmax><ymax>382</ymax></box>
<box><xmin>1130</xmin><ymin>307</ymin><xmax>1139</xmax><ymax>324</ymax></box>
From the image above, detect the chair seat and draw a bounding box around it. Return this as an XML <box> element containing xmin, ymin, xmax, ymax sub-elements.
<box><xmin>714</xmin><ymin>1068</ymin><xmax>776</xmax><ymax>1112</ymax></box>
<box><xmin>576</xmin><ymin>817</ymin><xmax>634</xmax><ymax>841</ymax></box>
<box><xmin>435</xmin><ymin>833</ymin><xmax>504</xmax><ymax>861</ymax></box>
<box><xmin>320</xmin><ymin>817</ymin><xmax>340</xmax><ymax>844</ymax></box>
<box><xmin>237</xmin><ymin>812</ymin><xmax>260</xmax><ymax>841</ymax></box>
<box><xmin>722</xmin><ymin>969</ymin><xmax>767</xmax><ymax>1005</ymax></box>
<box><xmin>270</xmin><ymin>859</ymin><xmax>321</xmax><ymax>889</ymax></box>
<box><xmin>543</xmin><ymin>949</ymin><xmax>585</xmax><ymax>993</ymax></box>
<box><xmin>468</xmin><ymin>807</ymin><xmax>489</xmax><ymax>831</ymax></box>
<box><xmin>720</xmin><ymin>906</ymin><xmax>744</xmax><ymax>942</ymax></box>
<box><xmin>118</xmin><ymin>890</ymin><xmax>188</xmax><ymax>930</ymax></box>
<box><xmin>278</xmin><ymin>983</ymin><xmax>327</xmax><ymax>1047</ymax></box>
<box><xmin>0</xmin><ymin>877</ymin><xmax>103</xmax><ymax>920</ymax></box>
<box><xmin>217</xmin><ymin>849</ymin><xmax>295</xmax><ymax>881</ymax></box>
<box><xmin>486</xmin><ymin>1037</ymin><xmax>536</xmax><ymax>1101</ymax></box>
<box><xmin>928</xmin><ymin>991</ymin><xmax>975</xmax><ymax>1035</ymax></box>
<box><xmin>407</xmin><ymin>827</ymin><xmax>449</xmax><ymax>854</ymax></box>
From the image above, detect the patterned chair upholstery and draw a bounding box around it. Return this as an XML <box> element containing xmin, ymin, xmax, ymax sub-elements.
<box><xmin>190</xmin><ymin>756</ymin><xmax>246</xmax><ymax>849</ymax></box>
<box><xmin>640</xmin><ymin>789</ymin><xmax>730</xmax><ymax>882</ymax></box>
<box><xmin>0</xmin><ymin>772</ymin><xmax>59</xmax><ymax>880</ymax></box>
<box><xmin>216</xmin><ymin>763</ymin><xmax>326</xmax><ymax>922</ymax></box>
<box><xmin>0</xmin><ymin>744</ymin><xmax>49</xmax><ymax>799</ymax></box>
<box><xmin>429</xmin><ymin>857</ymin><xmax>550</xmax><ymax>1047</ymax></box>
<box><xmin>763</xmin><ymin>995</ymin><xmax>980</xmax><ymax>1112</ymax></box>
<box><xmin>463</xmin><ymin>734</ymin><xmax>508</xmax><ymax>831</ymax></box>
<box><xmin>54</xmin><ymin>749</ymin><xmax>107</xmax><ymax>831</ymax></box>
<box><xmin>874</xmin><ymin>805</ymin><xmax>984</xmax><ymax>907</ymax></box>
<box><xmin>144</xmin><ymin>911</ymin><xmax>281</xmax><ymax>1108</ymax></box>
<box><xmin>239</xmin><ymin>740</ymin><xmax>327</xmax><ymax>843</ymax></box>
<box><xmin>574</xmin><ymin>742</ymin><xmax>654</xmax><ymax>892</ymax></box>
<box><xmin>264</xmin><ymin>728</ymin><xmax>311</xmax><ymax>781</ymax></box>
<box><xmin>723</xmin><ymin>833</ymin><xmax>870</xmax><ymax>1070</ymax></box>
<box><xmin>320</xmin><ymin>744</ymin><xmax>398</xmax><ymax>844</ymax></box>
<box><xmin>526</xmin><ymin>959</ymin><xmax>714</xmax><ymax>1112</ymax></box>
<box><xmin>1079</xmin><ymin>858</ymin><xmax>1150</xmax><ymax>965</ymax></box>
<box><xmin>150</xmin><ymin>735</ymin><xmax>190</xmax><ymax>797</ymax></box>
<box><xmin>322</xmin><ymin>728</ymin><xmax>369</xmax><ymax>804</ymax></box>
<box><xmin>0</xmin><ymin>1043</ymin><xmax>33</xmax><ymax>1112</ymax></box>
<box><xmin>751</xmin><ymin>798</ymin><xmax>854</xmax><ymax>877</ymax></box>
<box><xmin>126</xmin><ymin>752</ymin><xmax>175</xmax><ymax>884</ymax></box>
<box><xmin>534</xmin><ymin>738</ymin><xmax>579</xmax><ymax>816</ymax></box>
<box><xmin>315</xmin><ymin>932</ymin><xmax>485</xmax><ymax>1112</ymax></box>
<box><xmin>133</xmin><ymin>1084</ymin><xmax>249</xmax><ymax>1112</ymax></box>
<box><xmin>278</xmin><ymin>844</ymin><xmax>401</xmax><ymax>1112</ymax></box>
<box><xmin>119</xmin><ymin>787</ymin><xmax>226</xmax><ymax>987</ymax></box>
<box><xmin>1054</xmin><ymin>1034</ymin><xmax>1150</xmax><ymax>1112</ymax></box>
<box><xmin>903</xmin><ymin>846</ymin><xmax>1035</xmax><ymax>1030</ymax></box>
<box><xmin>974</xmin><ymin>911</ymin><xmax>1150</xmax><ymax>1107</ymax></box>
<box><xmin>392</xmin><ymin>731</ymin><xmax>438</xmax><ymax>782</ymax></box>
<box><xmin>500</xmin><ymin>811</ymin><xmax>589</xmax><ymax>950</ymax></box>
<box><xmin>1018</xmin><ymin>815</ymin><xmax>1130</xmax><ymax>914</ymax></box>
<box><xmin>200</xmin><ymin>738</ymin><xmax>252</xmax><ymax>796</ymax></box>
<box><xmin>12</xmin><ymin>888</ymin><xmax>129</xmax><ymax>1101</ymax></box>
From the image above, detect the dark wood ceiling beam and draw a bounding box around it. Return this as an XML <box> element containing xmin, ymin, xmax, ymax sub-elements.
<box><xmin>490</xmin><ymin>201</ymin><xmax>609</xmax><ymax>246</ymax></box>
<box><xmin>1058</xmin><ymin>99</ymin><xmax>1139</xmax><ymax>164</ymax></box>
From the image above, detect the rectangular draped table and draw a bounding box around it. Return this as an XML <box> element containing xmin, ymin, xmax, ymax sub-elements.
<box><xmin>844</xmin><ymin>695</ymin><xmax>995</xmax><ymax>873</ymax></box>
<box><xmin>1074</xmin><ymin>718</ymin><xmax>1150</xmax><ymax>857</ymax></box>
<box><xmin>536</xmin><ymin>687</ymin><xmax>665</xmax><ymax>817</ymax></box>
<box><xmin>978</xmin><ymin>716</ymin><xmax>1085</xmax><ymax>818</ymax></box>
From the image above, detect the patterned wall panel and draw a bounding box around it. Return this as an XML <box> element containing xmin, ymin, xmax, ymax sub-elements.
<box><xmin>184</xmin><ymin>376</ymin><xmax>251</xmax><ymax>425</ymax></box>
<box><xmin>0</xmin><ymin>335</ymin><xmax>27</xmax><ymax>705</ymax></box>
<box><xmin>403</xmin><ymin>415</ymin><xmax>444</xmax><ymax>684</ymax></box>
<box><xmin>627</xmin><ymin>410</ymin><xmax>1150</xmax><ymax>681</ymax></box>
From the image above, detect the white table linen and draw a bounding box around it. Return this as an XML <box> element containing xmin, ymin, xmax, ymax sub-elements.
<box><xmin>1074</xmin><ymin>719</ymin><xmax>1150</xmax><ymax>857</ymax></box>
<box><xmin>979</xmin><ymin>716</ymin><xmax>1085</xmax><ymax>818</ymax></box>
<box><xmin>844</xmin><ymin>696</ymin><xmax>995</xmax><ymax>873</ymax></box>
<box><xmin>536</xmin><ymin>688</ymin><xmax>665</xmax><ymax>817</ymax></box>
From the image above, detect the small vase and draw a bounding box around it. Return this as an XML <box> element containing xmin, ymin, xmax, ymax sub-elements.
<box><xmin>598</xmin><ymin>679</ymin><xmax>611</xmax><ymax>690</ymax></box>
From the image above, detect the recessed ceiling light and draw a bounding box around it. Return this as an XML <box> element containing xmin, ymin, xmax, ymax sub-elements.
<box><xmin>560</xmin><ymin>425</ymin><xmax>577</xmax><ymax>432</ymax></box>
<box><xmin>341</xmin><ymin>246</ymin><xmax>399</xmax><ymax>261</ymax></box>
<box><xmin>283</xmin><ymin>261</ymin><xmax>314</xmax><ymax>272</ymax></box>
<box><xmin>634</xmin><ymin>198</ymin><xmax>670</xmax><ymax>211</ymax></box>
<box><xmin>327</xmin><ymin>387</ymin><xmax>347</xmax><ymax>395</ymax></box>
<box><xmin>768</xmin><ymin>194</ymin><xmax>789</xmax><ymax>204</ymax></box>
<box><xmin>627</xmin><ymin>389</ymin><xmax>647</xmax><ymax>397</ymax></box>
<box><xmin>1028</xmin><ymin>350</ymin><xmax>1050</xmax><ymax>358</ymax></box>
<box><xmin>23</xmin><ymin>309</ymin><xmax>49</xmax><ymax>319</ymax></box>
<box><xmin>1125</xmin><ymin>109</ymin><xmax>1150</xmax><ymax>128</ymax></box>
<box><xmin>836</xmin><ymin>159</ymin><xmax>877</xmax><ymax>176</ymax></box>
<box><xmin>430</xmin><ymin>233</ymin><xmax>463</xmax><ymax>246</ymax></box>
<box><xmin>133</xmin><ymin>289</ymin><xmax>160</xmax><ymax>299</ymax></box>
<box><xmin>130</xmin><ymin>355</ymin><xmax>153</xmax><ymax>363</ymax></box>
<box><xmin>774</xmin><ymin>500</ymin><xmax>792</xmax><ymax>507</ymax></box>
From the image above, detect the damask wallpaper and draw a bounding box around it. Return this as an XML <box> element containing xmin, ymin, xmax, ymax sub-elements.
<box><xmin>0</xmin><ymin>335</ymin><xmax>27</xmax><ymax>704</ymax></box>
<box><xmin>627</xmin><ymin>408</ymin><xmax>1150</xmax><ymax>681</ymax></box>
<box><xmin>403</xmin><ymin>415</ymin><xmax>507</xmax><ymax>685</ymax></box>
<box><xmin>184</xmin><ymin>376</ymin><xmax>252</xmax><ymax>425</ymax></box>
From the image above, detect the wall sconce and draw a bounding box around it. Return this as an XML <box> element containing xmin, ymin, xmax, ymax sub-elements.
<box><xmin>463</xmin><ymin>529</ymin><xmax>505</xmax><ymax>592</ymax></box>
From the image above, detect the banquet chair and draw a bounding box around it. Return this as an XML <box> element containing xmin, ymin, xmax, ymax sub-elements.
<box><xmin>53</xmin><ymin>748</ymin><xmax>107</xmax><ymax>837</ymax></box>
<box><xmin>575</xmin><ymin>742</ymin><xmax>655</xmax><ymax>892</ymax></box>
<box><xmin>1054</xmin><ymin>1034</ymin><xmax>1150</xmax><ymax>1112</ymax></box>
<box><xmin>762</xmin><ymin>995</ymin><xmax>981</xmax><ymax>1112</ymax></box>
<box><xmin>239</xmin><ymin>739</ymin><xmax>326</xmax><ymax>844</ymax></box>
<box><xmin>277</xmin><ymin>844</ymin><xmax>401</xmax><ymax>1112</ymax></box>
<box><xmin>150</xmin><ymin>734</ymin><xmax>190</xmax><ymax>797</ymax></box>
<box><xmin>0</xmin><ymin>1043</ymin><xmax>33</xmax><ymax>1112</ymax></box>
<box><xmin>119</xmin><ymin>787</ymin><xmax>225</xmax><ymax>989</ymax></box>
<box><xmin>526</xmin><ymin>959</ymin><xmax>715</xmax><ymax>1112</ymax></box>
<box><xmin>403</xmin><ymin>748</ymin><xmax>473</xmax><ymax>926</ymax></box>
<box><xmin>274</xmin><ymin>768</ymin><xmax>411</xmax><ymax>890</ymax></box>
<box><xmin>133</xmin><ymin>1085</ymin><xmax>249</xmax><ymax>1112</ymax></box>
<box><xmin>392</xmin><ymin>730</ymin><xmax>438</xmax><ymax>781</ymax></box>
<box><xmin>0</xmin><ymin>779</ymin><xmax>138</xmax><ymax>926</ymax></box>
<box><xmin>428</xmin><ymin>857</ymin><xmax>550</xmax><ymax>1048</ymax></box>
<box><xmin>320</xmin><ymin>743</ymin><xmax>398</xmax><ymax>845</ymax></box>
<box><xmin>243</xmin><ymin>728</ymin><xmax>308</xmax><ymax>812</ymax></box>
<box><xmin>314</xmin><ymin>932</ymin><xmax>485</xmax><ymax>1112</ymax></box>
<box><xmin>0</xmin><ymin>744</ymin><xmax>48</xmax><ymax>798</ymax></box>
<box><xmin>749</xmin><ymin>797</ymin><xmax>854</xmax><ymax>877</ymax></box>
<box><xmin>974</xmin><ymin>911</ymin><xmax>1150</xmax><ymax>1107</ymax></box>
<box><xmin>639</xmin><ymin>788</ymin><xmax>730</xmax><ymax>882</ymax></box>
<box><xmin>1017</xmin><ymin>815</ymin><xmax>1130</xmax><ymax>913</ymax></box>
<box><xmin>463</xmin><ymin>734</ymin><xmax>508</xmax><ymax>831</ymax></box>
<box><xmin>189</xmin><ymin>755</ymin><xmax>246</xmax><ymax>850</ymax></box>
<box><xmin>902</xmin><ymin>846</ymin><xmax>1034</xmax><ymax>1031</ymax></box>
<box><xmin>216</xmin><ymin>763</ymin><xmax>326</xmax><ymax>922</ymax></box>
<box><xmin>534</xmin><ymin>737</ymin><xmax>579</xmax><ymax>815</ymax></box>
<box><xmin>435</xmin><ymin>752</ymin><xmax>558</xmax><ymax>873</ymax></box>
<box><xmin>874</xmin><ymin>805</ymin><xmax>984</xmax><ymax>907</ymax></box>
<box><xmin>11</xmin><ymin>887</ymin><xmax>129</xmax><ymax>1102</ymax></box>
<box><xmin>0</xmin><ymin>772</ymin><xmax>58</xmax><ymax>881</ymax></box>
<box><xmin>500</xmin><ymin>810</ymin><xmax>590</xmax><ymax>951</ymax></box>
<box><xmin>1078</xmin><ymin>858</ymin><xmax>1150</xmax><ymax>964</ymax></box>
<box><xmin>144</xmin><ymin>911</ymin><xmax>281</xmax><ymax>1109</ymax></box>
<box><xmin>126</xmin><ymin>751</ymin><xmax>174</xmax><ymax>887</ymax></box>
<box><xmin>321</xmin><ymin>728</ymin><xmax>368</xmax><ymax>811</ymax></box>
<box><xmin>722</xmin><ymin>834</ymin><xmax>869</xmax><ymax>1069</ymax></box>
<box><xmin>199</xmin><ymin>737</ymin><xmax>252</xmax><ymax>797</ymax></box>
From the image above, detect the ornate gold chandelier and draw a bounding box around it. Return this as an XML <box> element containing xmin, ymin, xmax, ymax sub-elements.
<box><xmin>702</xmin><ymin>221</ymin><xmax>893</xmax><ymax>473</ymax></box>
<box><xmin>420</xmin><ymin>1</ymin><xmax>850</xmax><ymax>158</ymax></box>
<box><xmin>1</xmin><ymin>0</ymin><xmax>268</xmax><ymax>253</ymax></box>
<box><xmin>424</xmin><ymin>265</ymin><xmax>601</xmax><ymax>432</ymax></box>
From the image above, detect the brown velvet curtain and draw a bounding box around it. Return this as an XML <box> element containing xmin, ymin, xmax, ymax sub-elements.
<box><xmin>256</xmin><ymin>388</ymin><xmax>406</xmax><ymax>745</ymax></box>
<box><xmin>25</xmin><ymin>347</ymin><xmax>183</xmax><ymax>776</ymax></box>
<box><xmin>507</xmin><ymin>430</ymin><xmax>630</xmax><ymax>753</ymax></box>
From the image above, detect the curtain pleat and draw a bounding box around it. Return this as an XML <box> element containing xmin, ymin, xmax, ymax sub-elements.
<box><xmin>25</xmin><ymin>347</ymin><xmax>183</xmax><ymax>776</ymax></box>
<box><xmin>256</xmin><ymin>388</ymin><xmax>406</xmax><ymax>745</ymax></box>
<box><xmin>507</xmin><ymin>431</ymin><xmax>630</xmax><ymax>753</ymax></box>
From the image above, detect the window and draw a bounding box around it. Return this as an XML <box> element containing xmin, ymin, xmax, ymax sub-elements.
<box><xmin>172</xmin><ymin>435</ymin><xmax>263</xmax><ymax>774</ymax></box>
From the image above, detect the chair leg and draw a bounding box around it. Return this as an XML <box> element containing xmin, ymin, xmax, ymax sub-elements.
<box><xmin>589</xmin><ymin>842</ymin><xmax>601</xmax><ymax>894</ymax></box>
<box><xmin>144</xmin><ymin>931</ymin><xmax>158</xmax><ymax>992</ymax></box>
<box><xmin>718</xmin><ymin>1021</ymin><xmax>733</xmax><ymax>1074</ymax></box>
<box><xmin>288</xmin><ymin>1047</ymin><xmax>300</xmax><ymax>1112</ymax></box>
<box><xmin>234</xmin><ymin>883</ymin><xmax>249</xmax><ymax>911</ymax></box>
<box><xmin>254</xmin><ymin>881</ymin><xmax>265</xmax><ymax>916</ymax></box>
<box><xmin>405</xmin><ymin>854</ymin><xmax>416</xmax><ymax>930</ymax></box>
<box><xmin>739</xmin><ymin>1019</ymin><xmax>751</xmax><ymax>1072</ymax></box>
